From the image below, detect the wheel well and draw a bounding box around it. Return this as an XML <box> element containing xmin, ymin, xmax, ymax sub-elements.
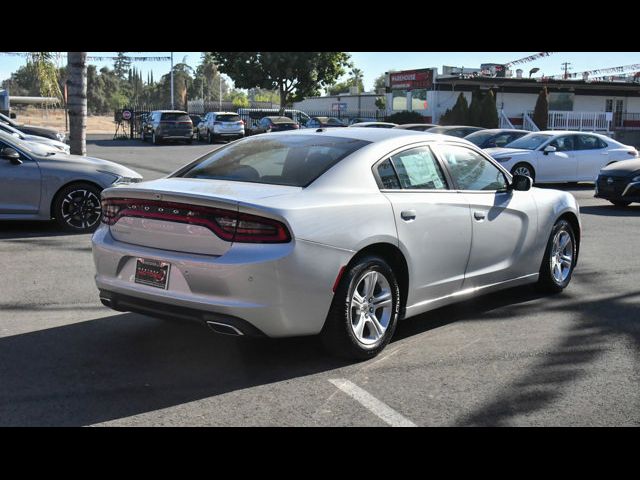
<box><xmin>349</xmin><ymin>243</ymin><xmax>409</xmax><ymax>316</ymax></box>
<box><xmin>557</xmin><ymin>212</ymin><xmax>581</xmax><ymax>260</ymax></box>
<box><xmin>50</xmin><ymin>180</ymin><xmax>103</xmax><ymax>219</ymax></box>
<box><xmin>512</xmin><ymin>162</ymin><xmax>535</xmax><ymax>178</ymax></box>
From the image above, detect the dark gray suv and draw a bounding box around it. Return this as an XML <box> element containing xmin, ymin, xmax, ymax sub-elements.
<box><xmin>141</xmin><ymin>110</ymin><xmax>193</xmax><ymax>145</ymax></box>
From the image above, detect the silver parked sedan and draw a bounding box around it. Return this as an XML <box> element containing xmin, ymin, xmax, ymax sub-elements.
<box><xmin>92</xmin><ymin>128</ymin><xmax>581</xmax><ymax>359</ymax></box>
<box><xmin>0</xmin><ymin>131</ymin><xmax>143</xmax><ymax>232</ymax></box>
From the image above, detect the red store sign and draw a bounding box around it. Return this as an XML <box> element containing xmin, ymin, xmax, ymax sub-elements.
<box><xmin>390</xmin><ymin>69</ymin><xmax>433</xmax><ymax>90</ymax></box>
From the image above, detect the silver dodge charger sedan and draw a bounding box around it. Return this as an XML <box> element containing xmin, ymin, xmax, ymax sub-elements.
<box><xmin>92</xmin><ymin>128</ymin><xmax>581</xmax><ymax>359</ymax></box>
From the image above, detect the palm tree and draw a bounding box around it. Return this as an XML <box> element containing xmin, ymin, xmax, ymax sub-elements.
<box><xmin>66</xmin><ymin>52</ymin><xmax>87</xmax><ymax>155</ymax></box>
<box><xmin>351</xmin><ymin>68</ymin><xmax>363</xmax><ymax>94</ymax></box>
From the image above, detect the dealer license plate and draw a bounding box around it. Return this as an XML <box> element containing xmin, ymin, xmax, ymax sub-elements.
<box><xmin>134</xmin><ymin>258</ymin><xmax>171</xmax><ymax>289</ymax></box>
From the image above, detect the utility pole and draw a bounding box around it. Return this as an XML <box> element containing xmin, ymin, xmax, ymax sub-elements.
<box><xmin>170</xmin><ymin>52</ymin><xmax>174</xmax><ymax>109</ymax></box>
<box><xmin>561</xmin><ymin>62</ymin><xmax>572</xmax><ymax>80</ymax></box>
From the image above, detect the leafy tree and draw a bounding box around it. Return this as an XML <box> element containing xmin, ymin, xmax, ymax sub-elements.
<box><xmin>533</xmin><ymin>87</ymin><xmax>549</xmax><ymax>130</ymax></box>
<box><xmin>386</xmin><ymin>111</ymin><xmax>425</xmax><ymax>123</ymax></box>
<box><xmin>350</xmin><ymin>68</ymin><xmax>363</xmax><ymax>93</ymax></box>
<box><xmin>327</xmin><ymin>77</ymin><xmax>365</xmax><ymax>95</ymax></box>
<box><xmin>373</xmin><ymin>72</ymin><xmax>387</xmax><ymax>93</ymax></box>
<box><xmin>227</xmin><ymin>89</ymin><xmax>249</xmax><ymax>108</ymax></box>
<box><xmin>439</xmin><ymin>107</ymin><xmax>453</xmax><ymax>125</ymax></box>
<box><xmin>210</xmin><ymin>52</ymin><xmax>351</xmax><ymax>109</ymax></box>
<box><xmin>480</xmin><ymin>90</ymin><xmax>499</xmax><ymax>128</ymax></box>
<box><xmin>375</xmin><ymin>96</ymin><xmax>386</xmax><ymax>110</ymax></box>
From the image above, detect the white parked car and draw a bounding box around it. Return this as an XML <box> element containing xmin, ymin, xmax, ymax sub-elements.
<box><xmin>486</xmin><ymin>131</ymin><xmax>639</xmax><ymax>183</ymax></box>
<box><xmin>196</xmin><ymin>112</ymin><xmax>245</xmax><ymax>144</ymax></box>
<box><xmin>0</xmin><ymin>122</ymin><xmax>70</xmax><ymax>154</ymax></box>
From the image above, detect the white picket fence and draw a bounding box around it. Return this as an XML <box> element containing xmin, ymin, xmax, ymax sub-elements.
<box><xmin>523</xmin><ymin>110</ymin><xmax>612</xmax><ymax>132</ymax></box>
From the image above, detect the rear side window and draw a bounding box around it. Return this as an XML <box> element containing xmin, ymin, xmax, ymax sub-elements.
<box><xmin>161</xmin><ymin>112</ymin><xmax>191</xmax><ymax>122</ymax></box>
<box><xmin>216</xmin><ymin>114</ymin><xmax>241</xmax><ymax>122</ymax></box>
<box><xmin>179</xmin><ymin>135</ymin><xmax>370</xmax><ymax>187</ymax></box>
<box><xmin>390</xmin><ymin>146</ymin><xmax>447</xmax><ymax>190</ymax></box>
<box><xmin>578</xmin><ymin>135</ymin><xmax>607</xmax><ymax>150</ymax></box>
<box><xmin>378</xmin><ymin>159</ymin><xmax>401</xmax><ymax>189</ymax></box>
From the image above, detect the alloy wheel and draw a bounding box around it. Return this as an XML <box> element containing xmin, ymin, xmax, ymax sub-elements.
<box><xmin>349</xmin><ymin>270</ymin><xmax>393</xmax><ymax>345</ymax></box>
<box><xmin>550</xmin><ymin>229</ymin><xmax>573</xmax><ymax>284</ymax></box>
<box><xmin>60</xmin><ymin>189</ymin><xmax>102</xmax><ymax>230</ymax></box>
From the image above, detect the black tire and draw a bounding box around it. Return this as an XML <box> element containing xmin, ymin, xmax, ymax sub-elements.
<box><xmin>536</xmin><ymin>219</ymin><xmax>577</xmax><ymax>293</ymax></box>
<box><xmin>610</xmin><ymin>200</ymin><xmax>631</xmax><ymax>207</ymax></box>
<box><xmin>511</xmin><ymin>163</ymin><xmax>535</xmax><ymax>183</ymax></box>
<box><xmin>140</xmin><ymin>130</ymin><xmax>146</xmax><ymax>142</ymax></box>
<box><xmin>208</xmin><ymin>131</ymin><xmax>214</xmax><ymax>144</ymax></box>
<box><xmin>152</xmin><ymin>131</ymin><xmax>161</xmax><ymax>145</ymax></box>
<box><xmin>320</xmin><ymin>255</ymin><xmax>401</xmax><ymax>360</ymax></box>
<box><xmin>52</xmin><ymin>182</ymin><xmax>103</xmax><ymax>233</ymax></box>
<box><xmin>186</xmin><ymin>138</ymin><xmax>193</xmax><ymax>145</ymax></box>
<box><xmin>197</xmin><ymin>130</ymin><xmax>202</xmax><ymax>142</ymax></box>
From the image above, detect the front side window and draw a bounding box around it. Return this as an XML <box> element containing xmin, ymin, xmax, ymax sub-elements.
<box><xmin>505</xmin><ymin>133</ymin><xmax>552</xmax><ymax>150</ymax></box>
<box><xmin>389</xmin><ymin>146</ymin><xmax>447</xmax><ymax>190</ymax></box>
<box><xmin>438</xmin><ymin>145</ymin><xmax>508</xmax><ymax>191</ymax></box>
<box><xmin>549</xmin><ymin>135</ymin><xmax>576</xmax><ymax>152</ymax></box>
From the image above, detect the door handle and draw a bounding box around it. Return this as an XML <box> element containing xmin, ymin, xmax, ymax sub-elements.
<box><xmin>473</xmin><ymin>211</ymin><xmax>486</xmax><ymax>221</ymax></box>
<box><xmin>401</xmin><ymin>210</ymin><xmax>416</xmax><ymax>221</ymax></box>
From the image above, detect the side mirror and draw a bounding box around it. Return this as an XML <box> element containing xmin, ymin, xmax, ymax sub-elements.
<box><xmin>543</xmin><ymin>145</ymin><xmax>557</xmax><ymax>155</ymax></box>
<box><xmin>511</xmin><ymin>174</ymin><xmax>532</xmax><ymax>191</ymax></box>
<box><xmin>1</xmin><ymin>147</ymin><xmax>22</xmax><ymax>165</ymax></box>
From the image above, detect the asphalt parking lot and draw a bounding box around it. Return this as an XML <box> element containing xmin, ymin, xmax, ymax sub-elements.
<box><xmin>1</xmin><ymin>134</ymin><xmax>639</xmax><ymax>426</ymax></box>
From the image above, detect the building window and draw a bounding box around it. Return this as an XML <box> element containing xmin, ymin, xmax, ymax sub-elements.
<box><xmin>392</xmin><ymin>89</ymin><xmax>408</xmax><ymax>111</ymax></box>
<box><xmin>411</xmin><ymin>89</ymin><xmax>428</xmax><ymax>111</ymax></box>
<box><xmin>549</xmin><ymin>92</ymin><xmax>574</xmax><ymax>111</ymax></box>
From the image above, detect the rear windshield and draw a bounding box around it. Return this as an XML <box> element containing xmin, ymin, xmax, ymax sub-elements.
<box><xmin>216</xmin><ymin>114</ymin><xmax>241</xmax><ymax>122</ymax></box>
<box><xmin>505</xmin><ymin>133</ymin><xmax>552</xmax><ymax>150</ymax></box>
<box><xmin>178</xmin><ymin>135</ymin><xmax>370</xmax><ymax>187</ymax></box>
<box><xmin>270</xmin><ymin>116</ymin><xmax>295</xmax><ymax>124</ymax></box>
<box><xmin>161</xmin><ymin>112</ymin><xmax>191</xmax><ymax>122</ymax></box>
<box><xmin>464</xmin><ymin>131</ymin><xmax>495</xmax><ymax>146</ymax></box>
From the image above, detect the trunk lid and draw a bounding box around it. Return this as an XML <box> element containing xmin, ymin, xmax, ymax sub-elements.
<box><xmin>102</xmin><ymin>178</ymin><xmax>300</xmax><ymax>255</ymax></box>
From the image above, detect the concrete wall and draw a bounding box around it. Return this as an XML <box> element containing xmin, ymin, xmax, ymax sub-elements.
<box><xmin>293</xmin><ymin>95</ymin><xmax>379</xmax><ymax>112</ymax></box>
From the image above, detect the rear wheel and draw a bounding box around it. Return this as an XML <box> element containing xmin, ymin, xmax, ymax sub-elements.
<box><xmin>511</xmin><ymin>163</ymin><xmax>535</xmax><ymax>183</ymax></box>
<box><xmin>321</xmin><ymin>255</ymin><xmax>400</xmax><ymax>360</ymax></box>
<box><xmin>536</xmin><ymin>219</ymin><xmax>577</xmax><ymax>293</ymax></box>
<box><xmin>140</xmin><ymin>130</ymin><xmax>146</xmax><ymax>142</ymax></box>
<box><xmin>208</xmin><ymin>131</ymin><xmax>214</xmax><ymax>144</ymax></box>
<box><xmin>152</xmin><ymin>131</ymin><xmax>161</xmax><ymax>145</ymax></box>
<box><xmin>610</xmin><ymin>200</ymin><xmax>631</xmax><ymax>207</ymax></box>
<box><xmin>53</xmin><ymin>182</ymin><xmax>102</xmax><ymax>233</ymax></box>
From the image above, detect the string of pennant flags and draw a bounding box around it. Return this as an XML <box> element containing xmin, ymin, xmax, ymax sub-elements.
<box><xmin>505</xmin><ymin>52</ymin><xmax>553</xmax><ymax>67</ymax></box>
<box><xmin>0</xmin><ymin>52</ymin><xmax>171</xmax><ymax>61</ymax></box>
<box><xmin>552</xmin><ymin>63</ymin><xmax>640</xmax><ymax>79</ymax></box>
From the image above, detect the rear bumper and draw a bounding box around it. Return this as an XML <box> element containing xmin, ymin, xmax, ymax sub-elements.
<box><xmin>91</xmin><ymin>226</ymin><xmax>353</xmax><ymax>337</ymax></box>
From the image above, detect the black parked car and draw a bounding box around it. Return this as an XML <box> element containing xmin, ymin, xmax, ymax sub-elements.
<box><xmin>306</xmin><ymin>116</ymin><xmax>346</xmax><ymax>128</ymax></box>
<box><xmin>595</xmin><ymin>158</ymin><xmax>640</xmax><ymax>206</ymax></box>
<box><xmin>141</xmin><ymin>110</ymin><xmax>193</xmax><ymax>145</ymax></box>
<box><xmin>0</xmin><ymin>112</ymin><xmax>66</xmax><ymax>142</ymax></box>
<box><xmin>464</xmin><ymin>128</ymin><xmax>529</xmax><ymax>149</ymax></box>
<box><xmin>252</xmin><ymin>116</ymin><xmax>300</xmax><ymax>134</ymax></box>
<box><xmin>426</xmin><ymin>125</ymin><xmax>485</xmax><ymax>138</ymax></box>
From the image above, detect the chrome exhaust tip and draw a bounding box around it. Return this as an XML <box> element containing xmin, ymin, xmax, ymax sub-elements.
<box><xmin>205</xmin><ymin>321</ymin><xmax>244</xmax><ymax>336</ymax></box>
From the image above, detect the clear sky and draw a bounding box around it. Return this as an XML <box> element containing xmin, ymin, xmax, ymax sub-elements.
<box><xmin>2</xmin><ymin>52</ymin><xmax>640</xmax><ymax>93</ymax></box>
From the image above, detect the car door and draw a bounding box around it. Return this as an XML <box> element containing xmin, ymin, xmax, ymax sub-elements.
<box><xmin>0</xmin><ymin>141</ymin><xmax>42</xmax><ymax>214</ymax></box>
<box><xmin>434</xmin><ymin>143</ymin><xmax>539</xmax><ymax>288</ymax></box>
<box><xmin>575</xmin><ymin>134</ymin><xmax>611</xmax><ymax>181</ymax></box>
<box><xmin>536</xmin><ymin>134</ymin><xmax>578</xmax><ymax>182</ymax></box>
<box><xmin>377</xmin><ymin>145</ymin><xmax>472</xmax><ymax>306</ymax></box>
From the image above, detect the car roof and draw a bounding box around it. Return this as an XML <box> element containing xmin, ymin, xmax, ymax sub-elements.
<box><xmin>265</xmin><ymin>116</ymin><xmax>295</xmax><ymax>122</ymax></box>
<box><xmin>466</xmin><ymin>128</ymin><xmax>525</xmax><ymax>134</ymax></box>
<box><xmin>349</xmin><ymin>121</ymin><xmax>398</xmax><ymax>127</ymax></box>
<box><xmin>153</xmin><ymin>110</ymin><xmax>189</xmax><ymax>114</ymax></box>
<box><xmin>263</xmin><ymin>125</ymin><xmax>473</xmax><ymax>144</ymax></box>
<box><xmin>210</xmin><ymin>111</ymin><xmax>239</xmax><ymax>115</ymax></box>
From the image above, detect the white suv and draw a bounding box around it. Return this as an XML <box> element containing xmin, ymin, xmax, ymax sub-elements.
<box><xmin>196</xmin><ymin>112</ymin><xmax>245</xmax><ymax>144</ymax></box>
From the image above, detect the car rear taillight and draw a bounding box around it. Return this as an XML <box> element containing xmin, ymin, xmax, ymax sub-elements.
<box><xmin>101</xmin><ymin>198</ymin><xmax>291</xmax><ymax>243</ymax></box>
<box><xmin>293</xmin><ymin>124</ymin><xmax>300</xmax><ymax>129</ymax></box>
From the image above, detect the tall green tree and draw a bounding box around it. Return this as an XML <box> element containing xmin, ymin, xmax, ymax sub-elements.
<box><xmin>468</xmin><ymin>90</ymin><xmax>483</xmax><ymax>126</ymax></box>
<box><xmin>113</xmin><ymin>52</ymin><xmax>131</xmax><ymax>80</ymax></box>
<box><xmin>210</xmin><ymin>52</ymin><xmax>351</xmax><ymax>109</ymax></box>
<box><xmin>450</xmin><ymin>92</ymin><xmax>469</xmax><ymax>124</ymax></box>
<box><xmin>480</xmin><ymin>90</ymin><xmax>499</xmax><ymax>128</ymax></box>
<box><xmin>350</xmin><ymin>68</ymin><xmax>363</xmax><ymax>93</ymax></box>
<box><xmin>533</xmin><ymin>87</ymin><xmax>549</xmax><ymax>130</ymax></box>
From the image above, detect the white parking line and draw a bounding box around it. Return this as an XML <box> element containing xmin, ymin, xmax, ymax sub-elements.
<box><xmin>328</xmin><ymin>378</ymin><xmax>417</xmax><ymax>427</ymax></box>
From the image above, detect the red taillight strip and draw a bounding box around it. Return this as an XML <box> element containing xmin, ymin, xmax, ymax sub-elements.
<box><xmin>101</xmin><ymin>198</ymin><xmax>291</xmax><ymax>244</ymax></box>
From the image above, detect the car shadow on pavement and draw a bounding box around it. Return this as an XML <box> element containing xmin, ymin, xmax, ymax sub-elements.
<box><xmin>0</xmin><ymin>221</ymin><xmax>91</xmax><ymax>240</ymax></box>
<box><xmin>0</xmin><ymin>312</ymin><xmax>349</xmax><ymax>426</ymax></box>
<box><xmin>452</xmin><ymin>283</ymin><xmax>640</xmax><ymax>426</ymax></box>
<box><xmin>579</xmin><ymin>205</ymin><xmax>640</xmax><ymax>217</ymax></box>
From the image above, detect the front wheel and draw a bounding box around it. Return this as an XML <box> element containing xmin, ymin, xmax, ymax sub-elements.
<box><xmin>53</xmin><ymin>182</ymin><xmax>103</xmax><ymax>233</ymax></box>
<box><xmin>152</xmin><ymin>131</ymin><xmax>161</xmax><ymax>145</ymax></box>
<box><xmin>536</xmin><ymin>219</ymin><xmax>577</xmax><ymax>293</ymax></box>
<box><xmin>511</xmin><ymin>163</ymin><xmax>535</xmax><ymax>183</ymax></box>
<box><xmin>321</xmin><ymin>255</ymin><xmax>400</xmax><ymax>360</ymax></box>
